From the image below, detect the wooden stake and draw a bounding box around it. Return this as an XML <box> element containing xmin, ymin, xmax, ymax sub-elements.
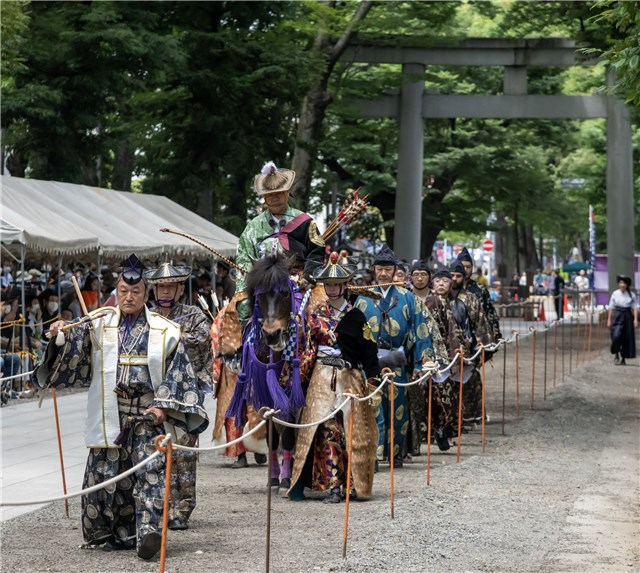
<box><xmin>456</xmin><ymin>350</ymin><xmax>464</xmax><ymax>464</ymax></box>
<box><xmin>501</xmin><ymin>342</ymin><xmax>507</xmax><ymax>436</ymax></box>
<box><xmin>389</xmin><ymin>376</ymin><xmax>395</xmax><ymax>520</ymax></box>
<box><xmin>515</xmin><ymin>334</ymin><xmax>520</xmax><ymax>418</ymax></box>
<box><xmin>531</xmin><ymin>330</ymin><xmax>536</xmax><ymax>410</ymax></box>
<box><xmin>426</xmin><ymin>375</ymin><xmax>432</xmax><ymax>485</ymax></box>
<box><xmin>157</xmin><ymin>435</ymin><xmax>173</xmax><ymax>573</ymax></box>
<box><xmin>481</xmin><ymin>348</ymin><xmax>486</xmax><ymax>452</ymax></box>
<box><xmin>51</xmin><ymin>388</ymin><xmax>69</xmax><ymax>517</ymax></box>
<box><xmin>342</xmin><ymin>398</ymin><xmax>355</xmax><ymax>559</ymax></box>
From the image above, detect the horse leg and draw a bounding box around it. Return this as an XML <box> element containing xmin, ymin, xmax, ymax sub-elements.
<box><xmin>269</xmin><ymin>426</ymin><xmax>281</xmax><ymax>486</ymax></box>
<box><xmin>279</xmin><ymin>425</ymin><xmax>296</xmax><ymax>484</ymax></box>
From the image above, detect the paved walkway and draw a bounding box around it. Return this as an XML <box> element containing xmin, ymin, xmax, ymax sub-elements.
<box><xmin>1</xmin><ymin>391</ymin><xmax>88</xmax><ymax>522</ymax></box>
<box><xmin>0</xmin><ymin>391</ymin><xmax>218</xmax><ymax>522</ymax></box>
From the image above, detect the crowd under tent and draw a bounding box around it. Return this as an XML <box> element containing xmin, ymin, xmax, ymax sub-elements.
<box><xmin>0</xmin><ymin>175</ymin><xmax>239</xmax><ymax>319</ymax></box>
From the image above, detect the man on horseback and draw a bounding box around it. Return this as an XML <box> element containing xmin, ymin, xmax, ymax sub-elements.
<box><xmin>147</xmin><ymin>262</ymin><xmax>213</xmax><ymax>531</ymax></box>
<box><xmin>235</xmin><ymin>161</ymin><xmax>325</xmax><ymax>293</ymax></box>
<box><xmin>216</xmin><ymin>161</ymin><xmax>325</xmax><ymax>470</ymax></box>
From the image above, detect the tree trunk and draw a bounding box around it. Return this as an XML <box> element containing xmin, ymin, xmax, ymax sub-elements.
<box><xmin>112</xmin><ymin>141</ymin><xmax>135</xmax><ymax>191</ymax></box>
<box><xmin>290</xmin><ymin>1</ymin><xmax>373</xmax><ymax>209</ymax></box>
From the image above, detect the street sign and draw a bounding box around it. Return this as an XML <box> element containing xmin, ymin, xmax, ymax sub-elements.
<box><xmin>482</xmin><ymin>239</ymin><xmax>494</xmax><ymax>252</ymax></box>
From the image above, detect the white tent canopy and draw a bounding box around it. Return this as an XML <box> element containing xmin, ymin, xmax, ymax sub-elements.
<box><xmin>0</xmin><ymin>176</ymin><xmax>238</xmax><ymax>258</ymax></box>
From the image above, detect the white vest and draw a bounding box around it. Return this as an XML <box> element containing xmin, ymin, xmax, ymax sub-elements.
<box><xmin>84</xmin><ymin>306</ymin><xmax>180</xmax><ymax>448</ymax></box>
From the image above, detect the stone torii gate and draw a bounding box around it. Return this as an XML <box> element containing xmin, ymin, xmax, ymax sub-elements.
<box><xmin>344</xmin><ymin>38</ymin><xmax>635</xmax><ymax>289</ymax></box>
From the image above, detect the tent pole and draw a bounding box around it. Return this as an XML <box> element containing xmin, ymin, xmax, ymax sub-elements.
<box><xmin>57</xmin><ymin>254</ymin><xmax>62</xmax><ymax>302</ymax></box>
<box><xmin>188</xmin><ymin>255</ymin><xmax>194</xmax><ymax>305</ymax></box>
<box><xmin>20</xmin><ymin>243</ymin><xmax>26</xmax><ymax>379</ymax></box>
<box><xmin>96</xmin><ymin>250</ymin><xmax>102</xmax><ymax>306</ymax></box>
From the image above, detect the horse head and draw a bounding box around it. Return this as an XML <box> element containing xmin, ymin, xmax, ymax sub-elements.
<box><xmin>245</xmin><ymin>254</ymin><xmax>295</xmax><ymax>353</ymax></box>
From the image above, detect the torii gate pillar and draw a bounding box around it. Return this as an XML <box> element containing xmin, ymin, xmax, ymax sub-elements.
<box><xmin>606</xmin><ymin>71</ymin><xmax>635</xmax><ymax>287</ymax></box>
<box><xmin>394</xmin><ymin>63</ymin><xmax>425</xmax><ymax>263</ymax></box>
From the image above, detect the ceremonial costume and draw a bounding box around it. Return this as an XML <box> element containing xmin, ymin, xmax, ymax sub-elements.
<box><xmin>33</xmin><ymin>256</ymin><xmax>208</xmax><ymax>559</ymax></box>
<box><xmin>424</xmin><ymin>267</ymin><xmax>470</xmax><ymax>449</ymax></box>
<box><xmin>147</xmin><ymin>262</ymin><xmax>213</xmax><ymax>529</ymax></box>
<box><xmin>355</xmin><ymin>245</ymin><xmax>444</xmax><ymax>462</ymax></box>
<box><xmin>450</xmin><ymin>259</ymin><xmax>489</xmax><ymax>423</ymax></box>
<box><xmin>290</xmin><ymin>253</ymin><xmax>379</xmax><ymax>502</ymax></box>
<box><xmin>235</xmin><ymin>162</ymin><xmax>324</xmax><ymax>292</ymax></box>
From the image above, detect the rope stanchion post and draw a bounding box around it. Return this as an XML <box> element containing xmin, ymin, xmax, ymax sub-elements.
<box><xmin>543</xmin><ymin>327</ymin><xmax>548</xmax><ymax>401</ymax></box>
<box><xmin>456</xmin><ymin>349</ymin><xmax>464</xmax><ymax>464</ymax></box>
<box><xmin>569</xmin><ymin>316</ymin><xmax>573</xmax><ymax>375</ymax></box>
<box><xmin>553</xmin><ymin>321</ymin><xmax>558</xmax><ymax>389</ymax></box>
<box><xmin>155</xmin><ymin>434</ymin><xmax>173</xmax><ymax>573</ymax></box>
<box><xmin>481</xmin><ymin>348</ymin><xmax>486</xmax><ymax>453</ymax></box>
<box><xmin>501</xmin><ymin>340</ymin><xmax>507</xmax><ymax>436</ymax></box>
<box><xmin>515</xmin><ymin>333</ymin><xmax>520</xmax><ymax>418</ymax></box>
<box><xmin>562</xmin><ymin>317</ymin><xmax>566</xmax><ymax>382</ymax></box>
<box><xmin>584</xmin><ymin>311</ymin><xmax>591</xmax><ymax>364</ymax></box>
<box><xmin>265</xmin><ymin>414</ymin><xmax>274</xmax><ymax>573</ymax></box>
<box><xmin>588</xmin><ymin>309</ymin><xmax>594</xmax><ymax>361</ymax></box>
<box><xmin>389</xmin><ymin>372</ymin><xmax>395</xmax><ymax>520</ymax></box>
<box><xmin>576</xmin><ymin>316</ymin><xmax>582</xmax><ymax>369</ymax></box>
<box><xmin>342</xmin><ymin>397</ymin><xmax>355</xmax><ymax>560</ymax></box>
<box><xmin>426</xmin><ymin>375</ymin><xmax>432</xmax><ymax>485</ymax></box>
<box><xmin>51</xmin><ymin>388</ymin><xmax>69</xmax><ymax>517</ymax></box>
<box><xmin>530</xmin><ymin>329</ymin><xmax>536</xmax><ymax>410</ymax></box>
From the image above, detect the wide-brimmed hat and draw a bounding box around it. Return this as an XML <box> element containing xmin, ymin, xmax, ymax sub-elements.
<box><xmin>253</xmin><ymin>161</ymin><xmax>296</xmax><ymax>196</ymax></box>
<box><xmin>146</xmin><ymin>262</ymin><xmax>192</xmax><ymax>284</ymax></box>
<box><xmin>616</xmin><ymin>274</ymin><xmax>632</xmax><ymax>287</ymax></box>
<box><xmin>313</xmin><ymin>252</ymin><xmax>356</xmax><ymax>283</ymax></box>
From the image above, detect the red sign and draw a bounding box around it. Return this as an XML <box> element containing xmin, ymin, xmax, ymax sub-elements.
<box><xmin>482</xmin><ymin>239</ymin><xmax>494</xmax><ymax>252</ymax></box>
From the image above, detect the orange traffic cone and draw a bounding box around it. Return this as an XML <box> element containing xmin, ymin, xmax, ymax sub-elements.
<box><xmin>563</xmin><ymin>295</ymin><xmax>569</xmax><ymax>313</ymax></box>
<box><xmin>539</xmin><ymin>300</ymin><xmax>546</xmax><ymax>321</ymax></box>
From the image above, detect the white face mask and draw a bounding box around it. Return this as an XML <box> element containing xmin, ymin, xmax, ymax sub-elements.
<box><xmin>3</xmin><ymin>304</ymin><xmax>12</xmax><ymax>314</ymax></box>
<box><xmin>31</xmin><ymin>304</ymin><xmax>40</xmax><ymax>313</ymax></box>
<box><xmin>3</xmin><ymin>266</ymin><xmax>11</xmax><ymax>274</ymax></box>
<box><xmin>47</xmin><ymin>301</ymin><xmax>59</xmax><ymax>314</ymax></box>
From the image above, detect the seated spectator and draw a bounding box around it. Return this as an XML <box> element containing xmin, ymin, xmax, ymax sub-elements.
<box><xmin>80</xmin><ymin>274</ymin><xmax>100</xmax><ymax>312</ymax></box>
<box><xmin>1</xmin><ymin>261</ymin><xmax>14</xmax><ymax>292</ymax></box>
<box><xmin>0</xmin><ymin>290</ymin><xmax>22</xmax><ymax>381</ymax></box>
<box><xmin>39</xmin><ymin>289</ymin><xmax>60</xmax><ymax>332</ymax></box>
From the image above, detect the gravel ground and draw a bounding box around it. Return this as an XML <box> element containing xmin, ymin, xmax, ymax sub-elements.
<box><xmin>1</xmin><ymin>324</ymin><xmax>638</xmax><ymax>573</ymax></box>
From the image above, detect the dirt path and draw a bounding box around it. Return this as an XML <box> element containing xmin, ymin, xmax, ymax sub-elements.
<box><xmin>1</xmin><ymin>323</ymin><xmax>638</xmax><ymax>573</ymax></box>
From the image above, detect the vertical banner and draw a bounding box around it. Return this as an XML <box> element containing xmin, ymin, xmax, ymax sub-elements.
<box><xmin>588</xmin><ymin>205</ymin><xmax>596</xmax><ymax>290</ymax></box>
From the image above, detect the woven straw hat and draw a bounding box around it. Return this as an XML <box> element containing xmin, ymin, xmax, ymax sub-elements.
<box><xmin>313</xmin><ymin>252</ymin><xmax>357</xmax><ymax>283</ymax></box>
<box><xmin>146</xmin><ymin>262</ymin><xmax>191</xmax><ymax>284</ymax></box>
<box><xmin>254</xmin><ymin>161</ymin><xmax>296</xmax><ymax>196</ymax></box>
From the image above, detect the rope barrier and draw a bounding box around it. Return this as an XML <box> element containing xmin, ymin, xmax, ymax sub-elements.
<box><xmin>0</xmin><ymin>434</ymin><xmax>172</xmax><ymax>507</ymax></box>
<box><xmin>2</xmin><ymin>308</ymin><xmax>611</xmax><ymax>513</ymax></box>
<box><xmin>1</xmin><ymin>369</ymin><xmax>34</xmax><ymax>383</ymax></box>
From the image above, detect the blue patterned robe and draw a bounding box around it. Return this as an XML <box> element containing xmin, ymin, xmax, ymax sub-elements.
<box><xmin>355</xmin><ymin>286</ymin><xmax>439</xmax><ymax>459</ymax></box>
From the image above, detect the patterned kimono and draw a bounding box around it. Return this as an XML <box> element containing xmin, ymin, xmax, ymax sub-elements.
<box><xmin>453</xmin><ymin>288</ymin><xmax>490</xmax><ymax>422</ymax></box>
<box><xmin>424</xmin><ymin>294</ymin><xmax>469</xmax><ymax>439</ymax></box>
<box><xmin>235</xmin><ymin>205</ymin><xmax>324</xmax><ymax>292</ymax></box>
<box><xmin>148</xmin><ymin>302</ymin><xmax>213</xmax><ymax>524</ymax></box>
<box><xmin>33</xmin><ymin>307</ymin><xmax>208</xmax><ymax>550</ymax></box>
<box><xmin>290</xmin><ymin>299</ymin><xmax>379</xmax><ymax>497</ymax></box>
<box><xmin>406</xmin><ymin>298</ymin><xmax>448</xmax><ymax>456</ymax></box>
<box><xmin>355</xmin><ymin>286</ymin><xmax>442</xmax><ymax>459</ymax></box>
<box><xmin>466</xmin><ymin>279</ymin><xmax>502</xmax><ymax>345</ymax></box>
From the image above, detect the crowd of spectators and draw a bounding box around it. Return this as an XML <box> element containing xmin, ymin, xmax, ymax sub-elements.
<box><xmin>0</xmin><ymin>257</ymin><xmax>235</xmax><ymax>403</ymax></box>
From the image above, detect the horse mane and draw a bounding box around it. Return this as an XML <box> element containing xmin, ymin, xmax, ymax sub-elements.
<box><xmin>245</xmin><ymin>254</ymin><xmax>292</xmax><ymax>309</ymax></box>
